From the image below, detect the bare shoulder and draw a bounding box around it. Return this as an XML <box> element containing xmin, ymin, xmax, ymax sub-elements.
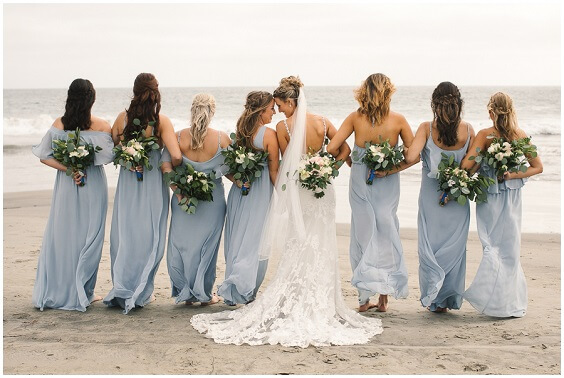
<box><xmin>515</xmin><ymin>128</ymin><xmax>529</xmax><ymax>139</ymax></box>
<box><xmin>159</xmin><ymin>113</ymin><xmax>172</xmax><ymax>125</ymax></box>
<box><xmin>265</xmin><ymin>126</ymin><xmax>277</xmax><ymax>138</ymax></box>
<box><xmin>218</xmin><ymin>129</ymin><xmax>232</xmax><ymax>148</ymax></box>
<box><xmin>90</xmin><ymin>116</ymin><xmax>111</xmax><ymax>133</ymax></box>
<box><xmin>53</xmin><ymin>117</ymin><xmax>64</xmax><ymax>130</ymax></box>
<box><xmin>390</xmin><ymin>111</ymin><xmax>408</xmax><ymax>124</ymax></box>
<box><xmin>275</xmin><ymin>119</ymin><xmax>288</xmax><ymax>132</ymax></box>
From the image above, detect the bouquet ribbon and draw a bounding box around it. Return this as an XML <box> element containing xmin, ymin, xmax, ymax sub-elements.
<box><xmin>366</xmin><ymin>169</ymin><xmax>376</xmax><ymax>185</ymax></box>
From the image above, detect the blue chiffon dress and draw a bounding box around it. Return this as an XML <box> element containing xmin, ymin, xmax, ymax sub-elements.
<box><xmin>32</xmin><ymin>126</ymin><xmax>114</xmax><ymax>311</ymax></box>
<box><xmin>463</xmin><ymin>164</ymin><xmax>528</xmax><ymax>317</ymax></box>
<box><xmin>218</xmin><ymin>126</ymin><xmax>273</xmax><ymax>305</ymax></box>
<box><xmin>161</xmin><ymin>133</ymin><xmax>228</xmax><ymax>304</ymax></box>
<box><xmin>349</xmin><ymin>144</ymin><xmax>408</xmax><ymax>305</ymax></box>
<box><xmin>417</xmin><ymin>123</ymin><xmax>471</xmax><ymax>311</ymax></box>
<box><xmin>103</xmin><ymin>130</ymin><xmax>169</xmax><ymax>314</ymax></box>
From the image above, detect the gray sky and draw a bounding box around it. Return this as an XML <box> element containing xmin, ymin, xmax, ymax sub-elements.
<box><xmin>3</xmin><ymin>2</ymin><xmax>561</xmax><ymax>88</ymax></box>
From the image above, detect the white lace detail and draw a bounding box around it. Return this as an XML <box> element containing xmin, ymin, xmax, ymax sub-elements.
<box><xmin>190</xmin><ymin>186</ymin><xmax>383</xmax><ymax>347</ymax></box>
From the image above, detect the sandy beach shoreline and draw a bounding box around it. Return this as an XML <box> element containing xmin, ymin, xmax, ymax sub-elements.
<box><xmin>3</xmin><ymin>190</ymin><xmax>561</xmax><ymax>374</ymax></box>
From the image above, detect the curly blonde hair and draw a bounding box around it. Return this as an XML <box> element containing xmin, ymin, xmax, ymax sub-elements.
<box><xmin>355</xmin><ymin>73</ymin><xmax>396</xmax><ymax>126</ymax></box>
<box><xmin>488</xmin><ymin>92</ymin><xmax>517</xmax><ymax>141</ymax></box>
<box><xmin>273</xmin><ymin>76</ymin><xmax>304</xmax><ymax>104</ymax></box>
<box><xmin>190</xmin><ymin>93</ymin><xmax>216</xmax><ymax>149</ymax></box>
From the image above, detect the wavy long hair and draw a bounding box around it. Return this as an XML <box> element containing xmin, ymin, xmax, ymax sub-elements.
<box><xmin>235</xmin><ymin>91</ymin><xmax>273</xmax><ymax>150</ymax></box>
<box><xmin>190</xmin><ymin>93</ymin><xmax>216</xmax><ymax>149</ymax></box>
<box><xmin>431</xmin><ymin>82</ymin><xmax>464</xmax><ymax>147</ymax></box>
<box><xmin>354</xmin><ymin>73</ymin><xmax>395</xmax><ymax>126</ymax></box>
<box><xmin>488</xmin><ymin>92</ymin><xmax>518</xmax><ymax>141</ymax></box>
<box><xmin>124</xmin><ymin>73</ymin><xmax>161</xmax><ymax>141</ymax></box>
<box><xmin>61</xmin><ymin>78</ymin><xmax>96</xmax><ymax>131</ymax></box>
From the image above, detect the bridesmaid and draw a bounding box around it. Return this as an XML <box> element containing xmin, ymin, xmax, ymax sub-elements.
<box><xmin>161</xmin><ymin>93</ymin><xmax>231</xmax><ymax>305</ymax></box>
<box><xmin>327</xmin><ymin>73</ymin><xmax>415</xmax><ymax>312</ymax></box>
<box><xmin>217</xmin><ymin>91</ymin><xmax>279</xmax><ymax>305</ymax></box>
<box><xmin>404</xmin><ymin>82</ymin><xmax>475</xmax><ymax>313</ymax></box>
<box><xmin>103</xmin><ymin>73</ymin><xmax>182</xmax><ymax>314</ymax></box>
<box><xmin>32</xmin><ymin>78</ymin><xmax>114</xmax><ymax>311</ymax></box>
<box><xmin>461</xmin><ymin>92</ymin><xmax>543</xmax><ymax>317</ymax></box>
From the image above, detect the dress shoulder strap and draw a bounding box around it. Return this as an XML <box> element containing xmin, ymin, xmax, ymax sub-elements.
<box><xmin>463</xmin><ymin>122</ymin><xmax>471</xmax><ymax>149</ymax></box>
<box><xmin>217</xmin><ymin>130</ymin><xmax>222</xmax><ymax>149</ymax></box>
<box><xmin>283</xmin><ymin>119</ymin><xmax>291</xmax><ymax>137</ymax></box>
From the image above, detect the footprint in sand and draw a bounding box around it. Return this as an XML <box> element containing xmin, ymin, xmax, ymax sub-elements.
<box><xmin>463</xmin><ymin>363</ymin><xmax>488</xmax><ymax>372</ymax></box>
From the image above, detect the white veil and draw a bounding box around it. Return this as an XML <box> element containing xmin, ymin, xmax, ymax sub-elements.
<box><xmin>258</xmin><ymin>89</ymin><xmax>307</xmax><ymax>261</ymax></box>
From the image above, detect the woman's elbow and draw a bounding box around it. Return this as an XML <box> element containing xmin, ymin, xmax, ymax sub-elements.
<box><xmin>170</xmin><ymin>154</ymin><xmax>183</xmax><ymax>167</ymax></box>
<box><xmin>405</xmin><ymin>154</ymin><xmax>419</xmax><ymax>165</ymax></box>
<box><xmin>326</xmin><ymin>143</ymin><xmax>339</xmax><ymax>157</ymax></box>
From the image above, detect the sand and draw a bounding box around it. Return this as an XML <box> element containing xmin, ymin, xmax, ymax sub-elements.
<box><xmin>3</xmin><ymin>189</ymin><xmax>561</xmax><ymax>375</ymax></box>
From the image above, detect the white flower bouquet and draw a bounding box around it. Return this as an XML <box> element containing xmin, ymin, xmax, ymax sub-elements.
<box><xmin>163</xmin><ymin>163</ymin><xmax>216</xmax><ymax>214</ymax></box>
<box><xmin>52</xmin><ymin>128</ymin><xmax>102</xmax><ymax>186</ymax></box>
<box><xmin>436</xmin><ymin>153</ymin><xmax>494</xmax><ymax>206</ymax></box>
<box><xmin>221</xmin><ymin>133</ymin><xmax>269</xmax><ymax>196</ymax></box>
<box><xmin>112</xmin><ymin>119</ymin><xmax>160</xmax><ymax>181</ymax></box>
<box><xmin>296</xmin><ymin>151</ymin><xmax>340</xmax><ymax>199</ymax></box>
<box><xmin>352</xmin><ymin>139</ymin><xmax>404</xmax><ymax>185</ymax></box>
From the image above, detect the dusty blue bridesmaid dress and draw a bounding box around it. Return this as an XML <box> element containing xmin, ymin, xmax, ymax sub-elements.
<box><xmin>103</xmin><ymin>129</ymin><xmax>169</xmax><ymax>314</ymax></box>
<box><xmin>162</xmin><ymin>133</ymin><xmax>228</xmax><ymax>304</ymax></box>
<box><xmin>32</xmin><ymin>126</ymin><xmax>114</xmax><ymax>311</ymax></box>
<box><xmin>349</xmin><ymin>144</ymin><xmax>408</xmax><ymax>305</ymax></box>
<box><xmin>218</xmin><ymin>126</ymin><xmax>273</xmax><ymax>305</ymax></box>
<box><xmin>463</xmin><ymin>164</ymin><xmax>528</xmax><ymax>317</ymax></box>
<box><xmin>417</xmin><ymin>123</ymin><xmax>471</xmax><ymax>311</ymax></box>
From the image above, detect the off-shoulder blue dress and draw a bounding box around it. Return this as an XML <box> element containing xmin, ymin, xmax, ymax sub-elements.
<box><xmin>32</xmin><ymin>126</ymin><xmax>114</xmax><ymax>311</ymax></box>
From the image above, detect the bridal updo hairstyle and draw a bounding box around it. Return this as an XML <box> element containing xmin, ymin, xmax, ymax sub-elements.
<box><xmin>236</xmin><ymin>91</ymin><xmax>273</xmax><ymax>151</ymax></box>
<box><xmin>61</xmin><ymin>78</ymin><xmax>96</xmax><ymax>131</ymax></box>
<box><xmin>488</xmin><ymin>92</ymin><xmax>518</xmax><ymax>141</ymax></box>
<box><xmin>431</xmin><ymin>82</ymin><xmax>464</xmax><ymax>147</ymax></box>
<box><xmin>355</xmin><ymin>73</ymin><xmax>396</xmax><ymax>127</ymax></box>
<box><xmin>273</xmin><ymin>75</ymin><xmax>304</xmax><ymax>106</ymax></box>
<box><xmin>124</xmin><ymin>73</ymin><xmax>161</xmax><ymax>141</ymax></box>
<box><xmin>190</xmin><ymin>93</ymin><xmax>216</xmax><ymax>149</ymax></box>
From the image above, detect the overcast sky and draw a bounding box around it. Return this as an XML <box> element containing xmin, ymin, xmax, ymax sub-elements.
<box><xmin>3</xmin><ymin>1</ymin><xmax>561</xmax><ymax>89</ymax></box>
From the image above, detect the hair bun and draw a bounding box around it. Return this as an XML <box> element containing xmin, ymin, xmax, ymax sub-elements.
<box><xmin>280</xmin><ymin>76</ymin><xmax>303</xmax><ymax>90</ymax></box>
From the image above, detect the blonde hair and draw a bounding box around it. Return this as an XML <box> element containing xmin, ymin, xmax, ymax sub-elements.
<box><xmin>236</xmin><ymin>91</ymin><xmax>273</xmax><ymax>150</ymax></box>
<box><xmin>190</xmin><ymin>93</ymin><xmax>216</xmax><ymax>149</ymax></box>
<box><xmin>273</xmin><ymin>75</ymin><xmax>303</xmax><ymax>104</ymax></box>
<box><xmin>488</xmin><ymin>92</ymin><xmax>517</xmax><ymax>141</ymax></box>
<box><xmin>355</xmin><ymin>73</ymin><xmax>396</xmax><ymax>126</ymax></box>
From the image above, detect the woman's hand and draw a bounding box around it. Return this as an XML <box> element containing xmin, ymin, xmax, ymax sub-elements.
<box><xmin>175</xmin><ymin>193</ymin><xmax>189</xmax><ymax>204</ymax></box>
<box><xmin>73</xmin><ymin>170</ymin><xmax>85</xmax><ymax>185</ymax></box>
<box><xmin>235</xmin><ymin>180</ymin><xmax>251</xmax><ymax>189</ymax></box>
<box><xmin>130</xmin><ymin>165</ymin><xmax>143</xmax><ymax>173</ymax></box>
<box><xmin>345</xmin><ymin>156</ymin><xmax>352</xmax><ymax>168</ymax></box>
<box><xmin>374</xmin><ymin>170</ymin><xmax>388</xmax><ymax>178</ymax></box>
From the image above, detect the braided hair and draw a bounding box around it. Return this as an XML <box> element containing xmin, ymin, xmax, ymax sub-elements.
<box><xmin>431</xmin><ymin>82</ymin><xmax>464</xmax><ymax>147</ymax></box>
<box><xmin>273</xmin><ymin>75</ymin><xmax>303</xmax><ymax>105</ymax></box>
<box><xmin>190</xmin><ymin>93</ymin><xmax>216</xmax><ymax>149</ymax></box>
<box><xmin>235</xmin><ymin>91</ymin><xmax>273</xmax><ymax>151</ymax></box>
<box><xmin>488</xmin><ymin>92</ymin><xmax>518</xmax><ymax>141</ymax></box>
<box><xmin>124</xmin><ymin>73</ymin><xmax>161</xmax><ymax>141</ymax></box>
<box><xmin>61</xmin><ymin>78</ymin><xmax>96</xmax><ymax>131</ymax></box>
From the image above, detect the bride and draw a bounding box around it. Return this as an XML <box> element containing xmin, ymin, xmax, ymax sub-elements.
<box><xmin>190</xmin><ymin>76</ymin><xmax>383</xmax><ymax>347</ymax></box>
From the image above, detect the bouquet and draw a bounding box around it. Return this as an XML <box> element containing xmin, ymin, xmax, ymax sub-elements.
<box><xmin>221</xmin><ymin>133</ymin><xmax>269</xmax><ymax>196</ymax></box>
<box><xmin>296</xmin><ymin>150</ymin><xmax>340</xmax><ymax>199</ymax></box>
<box><xmin>52</xmin><ymin>128</ymin><xmax>102</xmax><ymax>186</ymax></box>
<box><xmin>436</xmin><ymin>153</ymin><xmax>495</xmax><ymax>206</ymax></box>
<box><xmin>352</xmin><ymin>139</ymin><xmax>404</xmax><ymax>185</ymax></box>
<box><xmin>163</xmin><ymin>163</ymin><xmax>215</xmax><ymax>214</ymax></box>
<box><xmin>469</xmin><ymin>135</ymin><xmax>537</xmax><ymax>181</ymax></box>
<box><xmin>112</xmin><ymin>119</ymin><xmax>160</xmax><ymax>181</ymax></box>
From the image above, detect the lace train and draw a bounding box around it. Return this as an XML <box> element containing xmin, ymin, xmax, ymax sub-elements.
<box><xmin>190</xmin><ymin>187</ymin><xmax>383</xmax><ymax>347</ymax></box>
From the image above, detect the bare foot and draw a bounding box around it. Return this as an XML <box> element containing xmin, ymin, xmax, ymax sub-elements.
<box><xmin>200</xmin><ymin>294</ymin><xmax>220</xmax><ymax>306</ymax></box>
<box><xmin>185</xmin><ymin>301</ymin><xmax>194</xmax><ymax>306</ymax></box>
<box><xmin>359</xmin><ymin>301</ymin><xmax>378</xmax><ymax>313</ymax></box>
<box><xmin>376</xmin><ymin>295</ymin><xmax>388</xmax><ymax>312</ymax></box>
<box><xmin>433</xmin><ymin>307</ymin><xmax>448</xmax><ymax>313</ymax></box>
<box><xmin>91</xmin><ymin>295</ymin><xmax>103</xmax><ymax>303</ymax></box>
<box><xmin>147</xmin><ymin>294</ymin><xmax>156</xmax><ymax>304</ymax></box>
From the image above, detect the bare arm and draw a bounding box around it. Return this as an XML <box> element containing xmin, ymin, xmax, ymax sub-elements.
<box><xmin>398</xmin><ymin>114</ymin><xmax>415</xmax><ymax>148</ymax></box>
<box><xmin>159</xmin><ymin>115</ymin><xmax>182</xmax><ymax>167</ymax></box>
<box><xmin>111</xmin><ymin>112</ymin><xmax>125</xmax><ymax>146</ymax></box>
<box><xmin>405</xmin><ymin>122</ymin><xmax>427</xmax><ymax>164</ymax></box>
<box><xmin>264</xmin><ymin>128</ymin><xmax>280</xmax><ymax>185</ymax></box>
<box><xmin>504</xmin><ymin>129</ymin><xmax>543</xmax><ymax>179</ymax></box>
<box><xmin>275</xmin><ymin>121</ymin><xmax>289</xmax><ymax>156</ymax></box>
<box><xmin>461</xmin><ymin>130</ymin><xmax>489</xmax><ymax>174</ymax></box>
<box><xmin>326</xmin><ymin>112</ymin><xmax>354</xmax><ymax>157</ymax></box>
<box><xmin>325</xmin><ymin>118</ymin><xmax>350</xmax><ymax>167</ymax></box>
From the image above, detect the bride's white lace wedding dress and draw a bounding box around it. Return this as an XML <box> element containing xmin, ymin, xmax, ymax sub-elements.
<box><xmin>190</xmin><ymin>89</ymin><xmax>383</xmax><ymax>347</ymax></box>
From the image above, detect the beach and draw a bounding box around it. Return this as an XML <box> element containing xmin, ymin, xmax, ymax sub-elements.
<box><xmin>3</xmin><ymin>189</ymin><xmax>560</xmax><ymax>375</ymax></box>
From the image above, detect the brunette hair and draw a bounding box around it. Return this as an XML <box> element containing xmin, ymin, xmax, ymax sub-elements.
<box><xmin>190</xmin><ymin>93</ymin><xmax>216</xmax><ymax>149</ymax></box>
<box><xmin>488</xmin><ymin>92</ymin><xmax>518</xmax><ymax>141</ymax></box>
<box><xmin>124</xmin><ymin>73</ymin><xmax>161</xmax><ymax>140</ymax></box>
<box><xmin>272</xmin><ymin>76</ymin><xmax>303</xmax><ymax>105</ymax></box>
<box><xmin>431</xmin><ymin>82</ymin><xmax>464</xmax><ymax>147</ymax></box>
<box><xmin>235</xmin><ymin>91</ymin><xmax>273</xmax><ymax>150</ymax></box>
<box><xmin>61</xmin><ymin>78</ymin><xmax>96</xmax><ymax>131</ymax></box>
<box><xmin>354</xmin><ymin>73</ymin><xmax>395</xmax><ymax>126</ymax></box>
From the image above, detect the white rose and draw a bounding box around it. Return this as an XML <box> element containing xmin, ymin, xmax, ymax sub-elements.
<box><xmin>300</xmin><ymin>170</ymin><xmax>311</xmax><ymax>180</ymax></box>
<box><xmin>448</xmin><ymin>179</ymin><xmax>455</xmax><ymax>187</ymax></box>
<box><xmin>186</xmin><ymin>176</ymin><xmax>193</xmax><ymax>184</ymax></box>
<box><xmin>495</xmin><ymin>152</ymin><xmax>505</xmax><ymax>161</ymax></box>
<box><xmin>235</xmin><ymin>156</ymin><xmax>245</xmax><ymax>164</ymax></box>
<box><xmin>69</xmin><ymin>151</ymin><xmax>79</xmax><ymax>157</ymax></box>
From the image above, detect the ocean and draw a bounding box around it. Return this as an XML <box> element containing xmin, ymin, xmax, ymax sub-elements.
<box><xmin>3</xmin><ymin>86</ymin><xmax>560</xmax><ymax>232</ymax></box>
